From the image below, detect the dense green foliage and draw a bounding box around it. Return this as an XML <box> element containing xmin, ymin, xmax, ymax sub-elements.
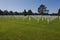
<box><xmin>58</xmin><ymin>8</ymin><xmax>60</xmax><ymax>15</ymax></box>
<box><xmin>0</xmin><ymin>16</ymin><xmax>60</xmax><ymax>40</ymax></box>
<box><xmin>38</xmin><ymin>4</ymin><xmax>49</xmax><ymax>15</ymax></box>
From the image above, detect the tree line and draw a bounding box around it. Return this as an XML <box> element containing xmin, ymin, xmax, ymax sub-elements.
<box><xmin>0</xmin><ymin>9</ymin><xmax>35</xmax><ymax>16</ymax></box>
<box><xmin>0</xmin><ymin>4</ymin><xmax>60</xmax><ymax>16</ymax></box>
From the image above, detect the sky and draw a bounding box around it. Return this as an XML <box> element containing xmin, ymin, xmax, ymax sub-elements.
<box><xmin>0</xmin><ymin>0</ymin><xmax>60</xmax><ymax>13</ymax></box>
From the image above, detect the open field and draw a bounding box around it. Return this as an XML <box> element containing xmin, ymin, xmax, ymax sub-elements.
<box><xmin>0</xmin><ymin>16</ymin><xmax>60</xmax><ymax>40</ymax></box>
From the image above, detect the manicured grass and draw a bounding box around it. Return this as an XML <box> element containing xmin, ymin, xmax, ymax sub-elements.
<box><xmin>0</xmin><ymin>16</ymin><xmax>60</xmax><ymax>40</ymax></box>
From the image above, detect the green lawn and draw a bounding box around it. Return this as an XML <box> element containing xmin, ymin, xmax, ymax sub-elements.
<box><xmin>0</xmin><ymin>16</ymin><xmax>60</xmax><ymax>40</ymax></box>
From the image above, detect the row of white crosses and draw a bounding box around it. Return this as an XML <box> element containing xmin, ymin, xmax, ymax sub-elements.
<box><xmin>0</xmin><ymin>15</ymin><xmax>59</xmax><ymax>24</ymax></box>
<box><xmin>13</xmin><ymin>15</ymin><xmax>59</xmax><ymax>24</ymax></box>
<box><xmin>28</xmin><ymin>15</ymin><xmax>58</xmax><ymax>24</ymax></box>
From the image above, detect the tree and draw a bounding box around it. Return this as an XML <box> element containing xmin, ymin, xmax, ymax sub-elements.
<box><xmin>58</xmin><ymin>8</ymin><xmax>60</xmax><ymax>16</ymax></box>
<box><xmin>14</xmin><ymin>11</ymin><xmax>19</xmax><ymax>15</ymax></box>
<box><xmin>28</xmin><ymin>10</ymin><xmax>33</xmax><ymax>15</ymax></box>
<box><xmin>38</xmin><ymin>4</ymin><xmax>49</xmax><ymax>15</ymax></box>
<box><xmin>0</xmin><ymin>9</ymin><xmax>3</xmax><ymax>15</ymax></box>
<box><xmin>9</xmin><ymin>11</ymin><xmax>13</xmax><ymax>15</ymax></box>
<box><xmin>23</xmin><ymin>10</ymin><xmax>27</xmax><ymax>16</ymax></box>
<box><xmin>3</xmin><ymin>10</ymin><xmax>8</xmax><ymax>15</ymax></box>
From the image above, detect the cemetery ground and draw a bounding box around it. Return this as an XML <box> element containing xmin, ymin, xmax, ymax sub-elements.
<box><xmin>0</xmin><ymin>16</ymin><xmax>60</xmax><ymax>40</ymax></box>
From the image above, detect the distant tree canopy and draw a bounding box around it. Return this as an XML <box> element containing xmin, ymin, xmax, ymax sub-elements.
<box><xmin>4</xmin><ymin>10</ymin><xmax>8</xmax><ymax>15</ymax></box>
<box><xmin>0</xmin><ymin>10</ymin><xmax>3</xmax><ymax>15</ymax></box>
<box><xmin>9</xmin><ymin>11</ymin><xmax>13</xmax><ymax>15</ymax></box>
<box><xmin>58</xmin><ymin>8</ymin><xmax>60</xmax><ymax>16</ymax></box>
<box><xmin>38</xmin><ymin>4</ymin><xmax>49</xmax><ymax>15</ymax></box>
<box><xmin>27</xmin><ymin>10</ymin><xmax>33</xmax><ymax>15</ymax></box>
<box><xmin>0</xmin><ymin>4</ymin><xmax>59</xmax><ymax>16</ymax></box>
<box><xmin>23</xmin><ymin>10</ymin><xmax>27</xmax><ymax>16</ymax></box>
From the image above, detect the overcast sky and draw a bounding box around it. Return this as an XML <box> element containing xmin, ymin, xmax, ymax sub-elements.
<box><xmin>0</xmin><ymin>0</ymin><xmax>60</xmax><ymax>13</ymax></box>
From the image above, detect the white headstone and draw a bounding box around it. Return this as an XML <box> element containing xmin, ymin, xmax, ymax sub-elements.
<box><xmin>29</xmin><ymin>16</ymin><xmax>31</xmax><ymax>21</ymax></box>
<box><xmin>47</xmin><ymin>18</ymin><xmax>50</xmax><ymax>24</ymax></box>
<box><xmin>42</xmin><ymin>17</ymin><xmax>44</xmax><ymax>21</ymax></box>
